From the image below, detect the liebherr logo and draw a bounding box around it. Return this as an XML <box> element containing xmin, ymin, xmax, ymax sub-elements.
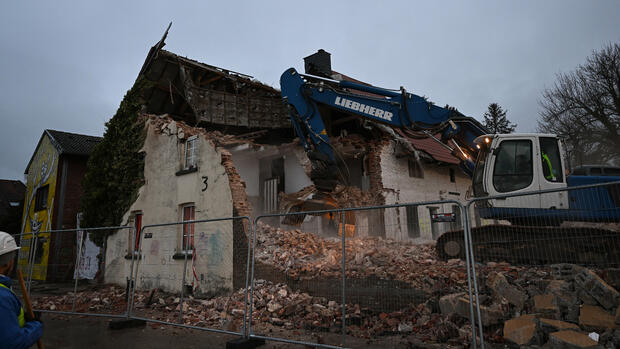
<box><xmin>334</xmin><ymin>96</ymin><xmax>393</xmax><ymax>121</ymax></box>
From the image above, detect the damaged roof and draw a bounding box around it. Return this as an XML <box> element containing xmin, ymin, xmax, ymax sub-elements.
<box><xmin>328</xmin><ymin>71</ymin><xmax>461</xmax><ymax>165</ymax></box>
<box><xmin>138</xmin><ymin>26</ymin><xmax>290</xmax><ymax>129</ymax></box>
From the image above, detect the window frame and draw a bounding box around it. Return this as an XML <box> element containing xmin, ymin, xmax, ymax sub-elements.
<box><xmin>492</xmin><ymin>139</ymin><xmax>534</xmax><ymax>193</ymax></box>
<box><xmin>34</xmin><ymin>185</ymin><xmax>49</xmax><ymax>212</ymax></box>
<box><xmin>539</xmin><ymin>137</ymin><xmax>564</xmax><ymax>183</ymax></box>
<box><xmin>132</xmin><ymin>212</ymin><xmax>143</xmax><ymax>253</ymax></box>
<box><xmin>184</xmin><ymin>136</ymin><xmax>198</xmax><ymax>170</ymax></box>
<box><xmin>181</xmin><ymin>204</ymin><xmax>196</xmax><ymax>252</ymax></box>
<box><xmin>406</xmin><ymin>205</ymin><xmax>420</xmax><ymax>238</ymax></box>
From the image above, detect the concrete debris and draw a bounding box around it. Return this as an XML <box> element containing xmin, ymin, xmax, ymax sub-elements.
<box><xmin>30</xmin><ymin>248</ymin><xmax>620</xmax><ymax>348</ymax></box>
<box><xmin>487</xmin><ymin>272</ymin><xmax>527</xmax><ymax>311</ymax></box>
<box><xmin>579</xmin><ymin>305</ymin><xmax>620</xmax><ymax>331</ymax></box>
<box><xmin>254</xmin><ymin>223</ymin><xmax>469</xmax><ymax>294</ymax></box>
<box><xmin>30</xmin><ymin>280</ymin><xmax>466</xmax><ymax>342</ymax></box>
<box><xmin>539</xmin><ymin>318</ymin><xmax>580</xmax><ymax>333</ymax></box>
<box><xmin>549</xmin><ymin>330</ymin><xmax>601</xmax><ymax>348</ymax></box>
<box><xmin>503</xmin><ymin>314</ymin><xmax>539</xmax><ymax>346</ymax></box>
<box><xmin>574</xmin><ymin>268</ymin><xmax>620</xmax><ymax>311</ymax></box>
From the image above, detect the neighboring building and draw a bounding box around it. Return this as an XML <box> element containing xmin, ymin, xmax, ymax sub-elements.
<box><xmin>103</xmin><ymin>37</ymin><xmax>477</xmax><ymax>295</ymax></box>
<box><xmin>20</xmin><ymin>129</ymin><xmax>102</xmax><ymax>282</ymax></box>
<box><xmin>0</xmin><ymin>180</ymin><xmax>26</xmax><ymax>235</ymax></box>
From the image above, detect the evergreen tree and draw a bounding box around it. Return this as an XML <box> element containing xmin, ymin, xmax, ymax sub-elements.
<box><xmin>483</xmin><ymin>103</ymin><xmax>516</xmax><ymax>133</ymax></box>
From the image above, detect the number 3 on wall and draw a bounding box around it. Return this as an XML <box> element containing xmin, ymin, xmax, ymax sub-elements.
<box><xmin>202</xmin><ymin>176</ymin><xmax>208</xmax><ymax>192</ymax></box>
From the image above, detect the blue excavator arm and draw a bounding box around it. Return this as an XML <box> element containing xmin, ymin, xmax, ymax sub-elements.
<box><xmin>280</xmin><ymin>67</ymin><xmax>486</xmax><ymax>191</ymax></box>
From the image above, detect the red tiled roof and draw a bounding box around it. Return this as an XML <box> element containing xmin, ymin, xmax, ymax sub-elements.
<box><xmin>394</xmin><ymin>129</ymin><xmax>459</xmax><ymax>164</ymax></box>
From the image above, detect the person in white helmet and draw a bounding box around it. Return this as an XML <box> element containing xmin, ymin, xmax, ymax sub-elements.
<box><xmin>0</xmin><ymin>231</ymin><xmax>43</xmax><ymax>349</ymax></box>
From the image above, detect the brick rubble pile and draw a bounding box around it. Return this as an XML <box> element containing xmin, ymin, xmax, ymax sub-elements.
<box><xmin>254</xmin><ymin>223</ymin><xmax>469</xmax><ymax>295</ymax></box>
<box><xmin>30</xmin><ymin>221</ymin><xmax>620</xmax><ymax>347</ymax></box>
<box><xmin>439</xmin><ymin>263</ymin><xmax>620</xmax><ymax>348</ymax></box>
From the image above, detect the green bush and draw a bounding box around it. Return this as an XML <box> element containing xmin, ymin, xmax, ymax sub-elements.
<box><xmin>80</xmin><ymin>79</ymin><xmax>150</xmax><ymax>246</ymax></box>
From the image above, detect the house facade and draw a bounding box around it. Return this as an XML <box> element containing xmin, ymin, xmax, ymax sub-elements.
<box><xmin>20</xmin><ymin>130</ymin><xmax>101</xmax><ymax>281</ymax></box>
<box><xmin>103</xmin><ymin>38</ymin><xmax>479</xmax><ymax>294</ymax></box>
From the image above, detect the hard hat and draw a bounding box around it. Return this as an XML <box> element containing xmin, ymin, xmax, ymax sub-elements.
<box><xmin>0</xmin><ymin>232</ymin><xmax>20</xmax><ymax>256</ymax></box>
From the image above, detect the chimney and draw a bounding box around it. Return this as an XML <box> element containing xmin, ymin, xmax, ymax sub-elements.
<box><xmin>304</xmin><ymin>49</ymin><xmax>332</xmax><ymax>78</ymax></box>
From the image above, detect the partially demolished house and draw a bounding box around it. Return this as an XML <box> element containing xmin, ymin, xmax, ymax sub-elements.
<box><xmin>104</xmin><ymin>35</ymin><xmax>471</xmax><ymax>295</ymax></box>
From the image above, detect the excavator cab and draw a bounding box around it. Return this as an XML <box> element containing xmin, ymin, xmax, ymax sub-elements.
<box><xmin>472</xmin><ymin>134</ymin><xmax>569</xmax><ymax>218</ymax></box>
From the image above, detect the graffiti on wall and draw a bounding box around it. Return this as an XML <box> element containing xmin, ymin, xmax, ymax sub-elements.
<box><xmin>19</xmin><ymin>135</ymin><xmax>59</xmax><ymax>281</ymax></box>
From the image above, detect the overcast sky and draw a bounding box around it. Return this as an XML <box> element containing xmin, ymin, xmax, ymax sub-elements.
<box><xmin>1</xmin><ymin>1</ymin><xmax>618</xmax><ymax>181</ymax></box>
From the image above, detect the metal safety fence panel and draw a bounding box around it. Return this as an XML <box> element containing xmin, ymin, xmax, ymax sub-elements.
<box><xmin>464</xmin><ymin>180</ymin><xmax>620</xmax><ymax>348</ymax></box>
<box><xmin>248</xmin><ymin>200</ymin><xmax>478</xmax><ymax>349</ymax></box>
<box><xmin>128</xmin><ymin>216</ymin><xmax>252</xmax><ymax>338</ymax></box>
<box><xmin>17</xmin><ymin>226</ymin><xmax>134</xmax><ymax>319</ymax></box>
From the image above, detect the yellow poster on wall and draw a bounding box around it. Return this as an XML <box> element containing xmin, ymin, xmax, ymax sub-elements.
<box><xmin>19</xmin><ymin>134</ymin><xmax>59</xmax><ymax>281</ymax></box>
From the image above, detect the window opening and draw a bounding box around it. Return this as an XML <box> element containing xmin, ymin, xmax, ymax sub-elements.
<box><xmin>492</xmin><ymin>140</ymin><xmax>533</xmax><ymax>193</ymax></box>
<box><xmin>34</xmin><ymin>185</ymin><xmax>49</xmax><ymax>212</ymax></box>
<box><xmin>449</xmin><ymin>168</ymin><xmax>456</xmax><ymax>183</ymax></box>
<box><xmin>472</xmin><ymin>147</ymin><xmax>489</xmax><ymax>197</ymax></box>
<box><xmin>133</xmin><ymin>212</ymin><xmax>143</xmax><ymax>252</ymax></box>
<box><xmin>539</xmin><ymin>137</ymin><xmax>563</xmax><ymax>182</ymax></box>
<box><xmin>184</xmin><ymin>136</ymin><xmax>198</xmax><ymax>170</ymax></box>
<box><xmin>182</xmin><ymin>205</ymin><xmax>195</xmax><ymax>251</ymax></box>
<box><xmin>406</xmin><ymin>205</ymin><xmax>420</xmax><ymax>238</ymax></box>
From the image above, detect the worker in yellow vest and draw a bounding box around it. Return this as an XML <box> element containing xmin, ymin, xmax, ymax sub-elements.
<box><xmin>0</xmin><ymin>231</ymin><xmax>43</xmax><ymax>349</ymax></box>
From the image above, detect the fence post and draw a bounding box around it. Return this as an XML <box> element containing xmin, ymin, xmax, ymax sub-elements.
<box><xmin>466</xmin><ymin>202</ymin><xmax>485</xmax><ymax>349</ymax></box>
<box><xmin>72</xmin><ymin>225</ymin><xmax>84</xmax><ymax>312</ymax></box>
<box><xmin>247</xmin><ymin>217</ymin><xmax>259</xmax><ymax>337</ymax></box>
<box><xmin>128</xmin><ymin>226</ymin><xmax>145</xmax><ymax>318</ymax></box>
<box><xmin>340</xmin><ymin>210</ymin><xmax>346</xmax><ymax>348</ymax></box>
<box><xmin>127</xmin><ymin>226</ymin><xmax>137</xmax><ymax>318</ymax></box>
<box><xmin>462</xmin><ymin>205</ymin><xmax>478</xmax><ymax>349</ymax></box>
<box><xmin>179</xmin><ymin>246</ymin><xmax>189</xmax><ymax>324</ymax></box>
<box><xmin>27</xmin><ymin>230</ymin><xmax>39</xmax><ymax>293</ymax></box>
<box><xmin>242</xmin><ymin>218</ymin><xmax>252</xmax><ymax>338</ymax></box>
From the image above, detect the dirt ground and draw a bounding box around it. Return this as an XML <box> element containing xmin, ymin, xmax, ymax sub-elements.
<box><xmin>37</xmin><ymin>313</ymin><xmax>470</xmax><ymax>349</ymax></box>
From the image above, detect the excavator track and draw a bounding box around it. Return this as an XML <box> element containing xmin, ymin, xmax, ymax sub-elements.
<box><xmin>436</xmin><ymin>225</ymin><xmax>620</xmax><ymax>267</ymax></box>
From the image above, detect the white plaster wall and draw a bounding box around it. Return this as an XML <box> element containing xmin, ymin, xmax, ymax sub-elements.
<box><xmin>284</xmin><ymin>149</ymin><xmax>312</xmax><ymax>193</ymax></box>
<box><xmin>380</xmin><ymin>141</ymin><xmax>470</xmax><ymax>243</ymax></box>
<box><xmin>231</xmin><ymin>145</ymin><xmax>312</xmax><ymax>217</ymax></box>
<box><xmin>105</xmin><ymin>121</ymin><xmax>234</xmax><ymax>295</ymax></box>
<box><xmin>231</xmin><ymin>153</ymin><xmax>260</xmax><ymax>197</ymax></box>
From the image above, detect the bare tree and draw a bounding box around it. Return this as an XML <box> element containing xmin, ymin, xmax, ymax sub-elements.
<box><xmin>483</xmin><ymin>103</ymin><xmax>516</xmax><ymax>133</ymax></box>
<box><xmin>538</xmin><ymin>43</ymin><xmax>620</xmax><ymax>167</ymax></box>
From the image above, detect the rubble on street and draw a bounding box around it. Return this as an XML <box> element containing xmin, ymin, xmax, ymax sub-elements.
<box><xmin>253</xmin><ymin>223</ymin><xmax>470</xmax><ymax>295</ymax></box>
<box><xmin>30</xmin><ymin>223</ymin><xmax>620</xmax><ymax>348</ymax></box>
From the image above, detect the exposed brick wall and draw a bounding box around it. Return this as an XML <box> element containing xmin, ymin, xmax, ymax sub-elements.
<box><xmin>366</xmin><ymin>136</ymin><xmax>390</xmax><ymax>206</ymax></box>
<box><xmin>58</xmin><ymin>155</ymin><xmax>89</xmax><ymax>228</ymax></box>
<box><xmin>220</xmin><ymin>149</ymin><xmax>252</xmax><ymax>222</ymax></box>
<box><xmin>220</xmin><ymin>148</ymin><xmax>253</xmax><ymax>289</ymax></box>
<box><xmin>49</xmin><ymin>154</ymin><xmax>90</xmax><ymax>282</ymax></box>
